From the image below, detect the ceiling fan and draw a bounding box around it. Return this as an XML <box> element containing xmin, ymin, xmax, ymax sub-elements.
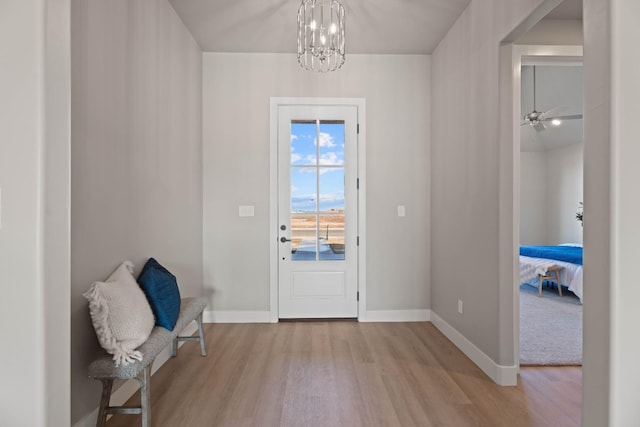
<box><xmin>521</xmin><ymin>65</ymin><xmax>583</xmax><ymax>131</ymax></box>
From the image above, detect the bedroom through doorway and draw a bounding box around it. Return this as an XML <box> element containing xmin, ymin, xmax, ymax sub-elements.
<box><xmin>513</xmin><ymin>6</ymin><xmax>584</xmax><ymax>368</ymax></box>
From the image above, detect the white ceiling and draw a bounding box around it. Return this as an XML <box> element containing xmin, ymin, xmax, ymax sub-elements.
<box><xmin>520</xmin><ymin>65</ymin><xmax>583</xmax><ymax>152</ymax></box>
<box><xmin>169</xmin><ymin>0</ymin><xmax>471</xmax><ymax>54</ymax></box>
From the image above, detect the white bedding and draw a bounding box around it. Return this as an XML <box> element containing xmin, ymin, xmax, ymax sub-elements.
<box><xmin>520</xmin><ymin>255</ymin><xmax>583</xmax><ymax>303</ymax></box>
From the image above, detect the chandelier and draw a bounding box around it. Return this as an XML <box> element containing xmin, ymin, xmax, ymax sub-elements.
<box><xmin>297</xmin><ymin>0</ymin><xmax>346</xmax><ymax>72</ymax></box>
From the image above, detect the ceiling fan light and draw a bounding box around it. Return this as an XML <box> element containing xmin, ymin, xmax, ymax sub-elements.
<box><xmin>551</xmin><ymin>119</ymin><xmax>562</xmax><ymax>126</ymax></box>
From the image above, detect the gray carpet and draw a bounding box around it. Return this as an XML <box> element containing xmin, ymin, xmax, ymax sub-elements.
<box><xmin>520</xmin><ymin>283</ymin><xmax>582</xmax><ymax>366</ymax></box>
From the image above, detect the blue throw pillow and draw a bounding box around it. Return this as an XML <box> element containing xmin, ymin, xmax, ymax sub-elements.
<box><xmin>137</xmin><ymin>258</ymin><xmax>181</xmax><ymax>331</ymax></box>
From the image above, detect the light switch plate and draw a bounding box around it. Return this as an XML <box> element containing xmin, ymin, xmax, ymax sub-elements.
<box><xmin>239</xmin><ymin>205</ymin><xmax>255</xmax><ymax>217</ymax></box>
<box><xmin>397</xmin><ymin>205</ymin><xmax>405</xmax><ymax>217</ymax></box>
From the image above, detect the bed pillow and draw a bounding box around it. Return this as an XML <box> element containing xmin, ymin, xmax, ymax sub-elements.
<box><xmin>137</xmin><ymin>258</ymin><xmax>181</xmax><ymax>331</ymax></box>
<box><xmin>83</xmin><ymin>261</ymin><xmax>155</xmax><ymax>366</ymax></box>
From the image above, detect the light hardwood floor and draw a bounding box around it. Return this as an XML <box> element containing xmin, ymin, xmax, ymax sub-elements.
<box><xmin>106</xmin><ymin>321</ymin><xmax>581</xmax><ymax>427</ymax></box>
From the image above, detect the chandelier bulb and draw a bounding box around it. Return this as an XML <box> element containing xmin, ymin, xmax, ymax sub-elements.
<box><xmin>329</xmin><ymin>23</ymin><xmax>337</xmax><ymax>34</ymax></box>
<box><xmin>310</xmin><ymin>20</ymin><xmax>317</xmax><ymax>31</ymax></box>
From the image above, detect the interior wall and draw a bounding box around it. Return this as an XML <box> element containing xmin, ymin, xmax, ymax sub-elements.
<box><xmin>520</xmin><ymin>152</ymin><xmax>547</xmax><ymax>244</ymax></box>
<box><xmin>607</xmin><ymin>0</ymin><xmax>640</xmax><ymax>425</ymax></box>
<box><xmin>202</xmin><ymin>53</ymin><xmax>431</xmax><ymax>314</ymax></box>
<box><xmin>520</xmin><ymin>144</ymin><xmax>583</xmax><ymax>245</ymax></box>
<box><xmin>45</xmin><ymin>0</ymin><xmax>72</xmax><ymax>424</ymax></box>
<box><xmin>0</xmin><ymin>1</ymin><xmax>47</xmax><ymax>425</ymax></box>
<box><xmin>516</xmin><ymin>19</ymin><xmax>583</xmax><ymax>45</ymax></box>
<box><xmin>545</xmin><ymin>143</ymin><xmax>583</xmax><ymax>244</ymax></box>
<box><xmin>70</xmin><ymin>0</ymin><xmax>202</xmax><ymax>423</ymax></box>
<box><xmin>582</xmin><ymin>0</ymin><xmax>611</xmax><ymax>424</ymax></box>
<box><xmin>431</xmin><ymin>0</ymin><xmax>549</xmax><ymax>366</ymax></box>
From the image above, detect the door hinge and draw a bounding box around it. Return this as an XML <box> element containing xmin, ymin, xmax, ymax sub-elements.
<box><xmin>357</xmin><ymin>178</ymin><xmax>359</xmax><ymax>189</ymax></box>
<box><xmin>357</xmin><ymin>123</ymin><xmax>360</xmax><ymax>134</ymax></box>
<box><xmin>357</xmin><ymin>236</ymin><xmax>360</xmax><ymax>246</ymax></box>
<box><xmin>357</xmin><ymin>291</ymin><xmax>360</xmax><ymax>301</ymax></box>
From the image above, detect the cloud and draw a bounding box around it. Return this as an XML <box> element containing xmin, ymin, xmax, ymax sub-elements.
<box><xmin>291</xmin><ymin>185</ymin><xmax>299</xmax><ymax>193</ymax></box>
<box><xmin>315</xmin><ymin>132</ymin><xmax>336</xmax><ymax>148</ymax></box>
<box><xmin>319</xmin><ymin>152</ymin><xmax>343</xmax><ymax>165</ymax></box>
<box><xmin>291</xmin><ymin>153</ymin><xmax>302</xmax><ymax>163</ymax></box>
<box><xmin>290</xmin><ymin>134</ymin><xmax>298</xmax><ymax>142</ymax></box>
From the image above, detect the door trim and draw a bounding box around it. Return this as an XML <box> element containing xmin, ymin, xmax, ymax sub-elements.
<box><xmin>503</xmin><ymin>45</ymin><xmax>582</xmax><ymax>372</ymax></box>
<box><xmin>269</xmin><ymin>97</ymin><xmax>366</xmax><ymax>323</ymax></box>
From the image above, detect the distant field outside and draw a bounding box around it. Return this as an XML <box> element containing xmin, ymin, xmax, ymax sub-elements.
<box><xmin>291</xmin><ymin>210</ymin><xmax>345</xmax><ymax>254</ymax></box>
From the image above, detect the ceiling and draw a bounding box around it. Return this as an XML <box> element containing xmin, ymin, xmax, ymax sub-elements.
<box><xmin>169</xmin><ymin>0</ymin><xmax>582</xmax><ymax>54</ymax></box>
<box><xmin>520</xmin><ymin>65</ymin><xmax>583</xmax><ymax>152</ymax></box>
<box><xmin>169</xmin><ymin>0</ymin><xmax>471</xmax><ymax>54</ymax></box>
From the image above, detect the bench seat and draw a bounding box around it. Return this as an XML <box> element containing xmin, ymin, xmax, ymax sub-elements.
<box><xmin>88</xmin><ymin>296</ymin><xmax>208</xmax><ymax>427</ymax></box>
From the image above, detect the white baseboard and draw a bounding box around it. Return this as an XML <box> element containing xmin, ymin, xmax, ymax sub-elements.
<box><xmin>430</xmin><ymin>311</ymin><xmax>517</xmax><ymax>386</ymax></box>
<box><xmin>359</xmin><ymin>309</ymin><xmax>431</xmax><ymax>322</ymax></box>
<box><xmin>73</xmin><ymin>323</ymin><xmax>198</xmax><ymax>427</ymax></box>
<box><xmin>202</xmin><ymin>310</ymin><xmax>271</xmax><ymax>323</ymax></box>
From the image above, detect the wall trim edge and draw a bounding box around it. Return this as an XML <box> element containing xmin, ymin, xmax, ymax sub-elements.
<box><xmin>430</xmin><ymin>311</ymin><xmax>517</xmax><ymax>386</ymax></box>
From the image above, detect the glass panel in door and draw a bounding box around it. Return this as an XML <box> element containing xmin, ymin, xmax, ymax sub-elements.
<box><xmin>290</xmin><ymin>120</ymin><xmax>345</xmax><ymax>261</ymax></box>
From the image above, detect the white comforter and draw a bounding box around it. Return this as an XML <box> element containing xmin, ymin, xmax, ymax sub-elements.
<box><xmin>520</xmin><ymin>255</ymin><xmax>583</xmax><ymax>303</ymax></box>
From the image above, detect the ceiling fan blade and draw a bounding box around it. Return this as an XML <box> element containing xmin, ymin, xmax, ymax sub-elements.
<box><xmin>540</xmin><ymin>105</ymin><xmax>565</xmax><ymax>118</ymax></box>
<box><xmin>544</xmin><ymin>114</ymin><xmax>583</xmax><ymax>121</ymax></box>
<box><xmin>534</xmin><ymin>123</ymin><xmax>546</xmax><ymax>131</ymax></box>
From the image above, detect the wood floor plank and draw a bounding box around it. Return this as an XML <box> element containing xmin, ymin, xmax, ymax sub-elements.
<box><xmin>106</xmin><ymin>321</ymin><xmax>581</xmax><ymax>427</ymax></box>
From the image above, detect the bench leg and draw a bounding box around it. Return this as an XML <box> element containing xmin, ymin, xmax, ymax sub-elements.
<box><xmin>172</xmin><ymin>336</ymin><xmax>178</xmax><ymax>357</ymax></box>
<box><xmin>173</xmin><ymin>313</ymin><xmax>207</xmax><ymax>357</ymax></box>
<box><xmin>96</xmin><ymin>379</ymin><xmax>113</xmax><ymax>427</ymax></box>
<box><xmin>197</xmin><ymin>312</ymin><xmax>207</xmax><ymax>356</ymax></box>
<box><xmin>136</xmin><ymin>365</ymin><xmax>152</xmax><ymax>427</ymax></box>
<box><xmin>555</xmin><ymin>270</ymin><xmax>563</xmax><ymax>296</ymax></box>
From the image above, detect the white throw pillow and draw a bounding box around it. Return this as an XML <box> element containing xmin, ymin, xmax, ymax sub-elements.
<box><xmin>83</xmin><ymin>261</ymin><xmax>155</xmax><ymax>366</ymax></box>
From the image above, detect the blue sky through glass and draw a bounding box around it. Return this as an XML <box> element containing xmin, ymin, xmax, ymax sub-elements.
<box><xmin>291</xmin><ymin>121</ymin><xmax>345</xmax><ymax>212</ymax></box>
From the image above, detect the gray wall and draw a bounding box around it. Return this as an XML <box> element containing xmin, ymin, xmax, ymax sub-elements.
<box><xmin>202</xmin><ymin>53</ymin><xmax>431</xmax><ymax>314</ymax></box>
<box><xmin>583</xmin><ymin>1</ymin><xmax>640</xmax><ymax>425</ymax></box>
<box><xmin>520</xmin><ymin>151</ymin><xmax>548</xmax><ymax>244</ymax></box>
<box><xmin>520</xmin><ymin>144</ymin><xmax>583</xmax><ymax>245</ymax></box>
<box><xmin>606</xmin><ymin>2</ymin><xmax>640</xmax><ymax>424</ymax></box>
<box><xmin>0</xmin><ymin>1</ymin><xmax>69</xmax><ymax>425</ymax></box>
<box><xmin>544</xmin><ymin>143</ymin><xmax>583</xmax><ymax>244</ymax></box>
<box><xmin>516</xmin><ymin>19</ymin><xmax>583</xmax><ymax>45</ymax></box>
<box><xmin>70</xmin><ymin>0</ymin><xmax>202</xmax><ymax>423</ymax></box>
<box><xmin>431</xmin><ymin>0</ymin><xmax>552</xmax><ymax>365</ymax></box>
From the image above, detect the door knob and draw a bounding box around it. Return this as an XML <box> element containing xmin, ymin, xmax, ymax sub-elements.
<box><xmin>280</xmin><ymin>237</ymin><xmax>292</xmax><ymax>243</ymax></box>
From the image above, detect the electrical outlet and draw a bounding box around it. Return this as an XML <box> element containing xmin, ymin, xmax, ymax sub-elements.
<box><xmin>458</xmin><ymin>299</ymin><xmax>463</xmax><ymax>315</ymax></box>
<box><xmin>397</xmin><ymin>205</ymin><xmax>406</xmax><ymax>217</ymax></box>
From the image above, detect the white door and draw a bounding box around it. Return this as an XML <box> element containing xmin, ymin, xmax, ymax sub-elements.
<box><xmin>278</xmin><ymin>105</ymin><xmax>358</xmax><ymax>318</ymax></box>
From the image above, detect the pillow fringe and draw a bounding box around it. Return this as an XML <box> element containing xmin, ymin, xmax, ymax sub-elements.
<box><xmin>112</xmin><ymin>347</ymin><xmax>144</xmax><ymax>367</ymax></box>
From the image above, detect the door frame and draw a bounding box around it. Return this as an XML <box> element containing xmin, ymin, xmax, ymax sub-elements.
<box><xmin>500</xmin><ymin>45</ymin><xmax>583</xmax><ymax>371</ymax></box>
<box><xmin>269</xmin><ymin>97</ymin><xmax>366</xmax><ymax>323</ymax></box>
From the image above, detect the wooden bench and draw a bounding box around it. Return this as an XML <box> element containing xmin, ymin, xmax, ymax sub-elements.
<box><xmin>538</xmin><ymin>265</ymin><xmax>564</xmax><ymax>297</ymax></box>
<box><xmin>88</xmin><ymin>296</ymin><xmax>208</xmax><ymax>427</ymax></box>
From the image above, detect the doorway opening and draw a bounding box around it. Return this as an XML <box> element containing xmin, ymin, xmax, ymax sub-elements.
<box><xmin>518</xmin><ymin>57</ymin><xmax>584</xmax><ymax>367</ymax></box>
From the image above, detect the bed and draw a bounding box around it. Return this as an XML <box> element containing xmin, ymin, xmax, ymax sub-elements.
<box><xmin>519</xmin><ymin>244</ymin><xmax>583</xmax><ymax>303</ymax></box>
